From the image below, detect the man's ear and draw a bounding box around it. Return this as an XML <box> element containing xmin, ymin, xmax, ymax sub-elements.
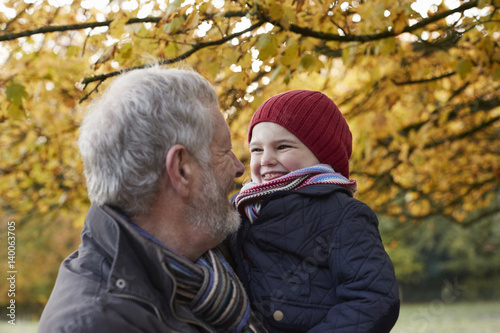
<box><xmin>165</xmin><ymin>144</ymin><xmax>194</xmax><ymax>197</ymax></box>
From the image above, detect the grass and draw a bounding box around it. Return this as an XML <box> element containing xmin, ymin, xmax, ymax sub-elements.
<box><xmin>392</xmin><ymin>301</ymin><xmax>500</xmax><ymax>333</ymax></box>
<box><xmin>0</xmin><ymin>319</ymin><xmax>38</xmax><ymax>333</ymax></box>
<box><xmin>2</xmin><ymin>301</ymin><xmax>499</xmax><ymax>332</ymax></box>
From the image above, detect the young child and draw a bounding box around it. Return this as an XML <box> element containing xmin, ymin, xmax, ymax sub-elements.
<box><xmin>229</xmin><ymin>90</ymin><xmax>400</xmax><ymax>332</ymax></box>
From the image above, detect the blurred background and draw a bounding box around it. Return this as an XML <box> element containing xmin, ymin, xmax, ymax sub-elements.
<box><xmin>1</xmin><ymin>0</ymin><xmax>499</xmax><ymax>331</ymax></box>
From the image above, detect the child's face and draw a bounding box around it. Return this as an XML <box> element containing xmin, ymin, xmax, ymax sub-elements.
<box><xmin>249</xmin><ymin>122</ymin><xmax>320</xmax><ymax>184</ymax></box>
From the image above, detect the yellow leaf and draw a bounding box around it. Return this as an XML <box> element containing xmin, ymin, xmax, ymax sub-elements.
<box><xmin>239</xmin><ymin>52</ymin><xmax>253</xmax><ymax>68</ymax></box>
<box><xmin>228</xmin><ymin>72</ymin><xmax>248</xmax><ymax>90</ymax></box>
<box><xmin>478</xmin><ymin>0</ymin><xmax>492</xmax><ymax>7</ymax></box>
<box><xmin>295</xmin><ymin>0</ymin><xmax>305</xmax><ymax>13</ymax></box>
<box><xmin>199</xmin><ymin>2</ymin><xmax>209</xmax><ymax>13</ymax></box>
<box><xmin>165</xmin><ymin>42</ymin><xmax>180</xmax><ymax>58</ymax></box>
<box><xmin>207</xmin><ymin>62</ymin><xmax>221</xmax><ymax>79</ymax></box>
<box><xmin>184</xmin><ymin>10</ymin><xmax>200</xmax><ymax>30</ymax></box>
<box><xmin>268</xmin><ymin>3</ymin><xmax>284</xmax><ymax>21</ymax></box>
<box><xmin>109</xmin><ymin>16</ymin><xmax>129</xmax><ymax>37</ymax></box>
<box><xmin>280</xmin><ymin>6</ymin><xmax>297</xmax><ymax>29</ymax></box>
<box><xmin>66</xmin><ymin>46</ymin><xmax>81</xmax><ymax>58</ymax></box>
<box><xmin>392</xmin><ymin>13</ymin><xmax>407</xmax><ymax>34</ymax></box>
<box><xmin>7</xmin><ymin>103</ymin><xmax>25</xmax><ymax>121</ymax></box>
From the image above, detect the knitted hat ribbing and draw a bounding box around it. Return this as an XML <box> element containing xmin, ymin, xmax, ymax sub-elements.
<box><xmin>248</xmin><ymin>90</ymin><xmax>352</xmax><ymax>178</ymax></box>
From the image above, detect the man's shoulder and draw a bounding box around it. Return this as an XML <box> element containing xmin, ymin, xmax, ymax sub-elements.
<box><xmin>38</xmin><ymin>272</ymin><xmax>172</xmax><ymax>333</ymax></box>
<box><xmin>37</xmin><ymin>295</ymin><xmax>158</xmax><ymax>333</ymax></box>
<box><xmin>37</xmin><ymin>251</ymin><xmax>107</xmax><ymax>330</ymax></box>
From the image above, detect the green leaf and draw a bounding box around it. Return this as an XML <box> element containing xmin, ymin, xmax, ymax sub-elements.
<box><xmin>164</xmin><ymin>17</ymin><xmax>185</xmax><ymax>35</ymax></box>
<box><xmin>6</xmin><ymin>83</ymin><xmax>28</xmax><ymax>107</ymax></box>
<box><xmin>280</xmin><ymin>6</ymin><xmax>296</xmax><ymax>29</ymax></box>
<box><xmin>342</xmin><ymin>45</ymin><xmax>356</xmax><ymax>65</ymax></box>
<box><xmin>493</xmin><ymin>67</ymin><xmax>500</xmax><ymax>81</ymax></box>
<box><xmin>456</xmin><ymin>59</ymin><xmax>473</xmax><ymax>79</ymax></box>
<box><xmin>164</xmin><ymin>42</ymin><xmax>179</xmax><ymax>58</ymax></box>
<box><xmin>268</xmin><ymin>3</ymin><xmax>284</xmax><ymax>21</ymax></box>
<box><xmin>7</xmin><ymin>103</ymin><xmax>25</xmax><ymax>120</ymax></box>
<box><xmin>65</xmin><ymin>46</ymin><xmax>81</xmax><ymax>58</ymax></box>
<box><xmin>257</xmin><ymin>34</ymin><xmax>278</xmax><ymax>60</ymax></box>
<box><xmin>166</xmin><ymin>0</ymin><xmax>183</xmax><ymax>16</ymax></box>
<box><xmin>115</xmin><ymin>43</ymin><xmax>134</xmax><ymax>65</ymax></box>
<box><xmin>300</xmin><ymin>53</ymin><xmax>315</xmax><ymax>70</ymax></box>
<box><xmin>379</xmin><ymin>38</ymin><xmax>396</xmax><ymax>56</ymax></box>
<box><xmin>269</xmin><ymin>64</ymin><xmax>283</xmax><ymax>82</ymax></box>
<box><xmin>282</xmin><ymin>42</ymin><xmax>299</xmax><ymax>67</ymax></box>
<box><xmin>227</xmin><ymin>72</ymin><xmax>248</xmax><ymax>90</ymax></box>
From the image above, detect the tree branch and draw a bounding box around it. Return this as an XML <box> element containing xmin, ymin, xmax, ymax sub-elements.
<box><xmin>423</xmin><ymin>115</ymin><xmax>500</xmax><ymax>149</ymax></box>
<box><xmin>460</xmin><ymin>205</ymin><xmax>500</xmax><ymax>227</ymax></box>
<box><xmin>78</xmin><ymin>20</ymin><xmax>266</xmax><ymax>100</ymax></box>
<box><xmin>0</xmin><ymin>17</ymin><xmax>161</xmax><ymax>42</ymax></box>
<box><xmin>392</xmin><ymin>72</ymin><xmax>455</xmax><ymax>85</ymax></box>
<box><xmin>284</xmin><ymin>0</ymin><xmax>478</xmax><ymax>42</ymax></box>
<box><xmin>0</xmin><ymin>11</ymin><xmax>248</xmax><ymax>42</ymax></box>
<box><xmin>78</xmin><ymin>80</ymin><xmax>105</xmax><ymax>103</ymax></box>
<box><xmin>3</xmin><ymin>3</ymin><xmax>34</xmax><ymax>31</ymax></box>
<box><xmin>396</xmin><ymin>94</ymin><xmax>500</xmax><ymax>140</ymax></box>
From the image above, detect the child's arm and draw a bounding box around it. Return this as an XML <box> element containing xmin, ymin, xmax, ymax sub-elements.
<box><xmin>308</xmin><ymin>201</ymin><xmax>400</xmax><ymax>333</ymax></box>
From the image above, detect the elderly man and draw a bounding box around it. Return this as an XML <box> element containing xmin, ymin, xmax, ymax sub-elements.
<box><xmin>38</xmin><ymin>67</ymin><xmax>264</xmax><ymax>332</ymax></box>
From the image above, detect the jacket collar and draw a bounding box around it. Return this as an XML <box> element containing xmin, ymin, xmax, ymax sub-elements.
<box><xmin>258</xmin><ymin>183</ymin><xmax>353</xmax><ymax>204</ymax></box>
<box><xmin>231</xmin><ymin>183</ymin><xmax>352</xmax><ymax>204</ymax></box>
<box><xmin>82</xmin><ymin>205</ymin><xmax>173</xmax><ymax>303</ymax></box>
<box><xmin>82</xmin><ymin>204</ymin><xmax>211</xmax><ymax>329</ymax></box>
<box><xmin>294</xmin><ymin>183</ymin><xmax>353</xmax><ymax>197</ymax></box>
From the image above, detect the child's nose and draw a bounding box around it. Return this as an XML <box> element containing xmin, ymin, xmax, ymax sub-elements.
<box><xmin>261</xmin><ymin>149</ymin><xmax>277</xmax><ymax>166</ymax></box>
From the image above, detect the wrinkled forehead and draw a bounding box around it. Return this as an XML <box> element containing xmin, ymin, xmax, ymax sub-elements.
<box><xmin>209</xmin><ymin>105</ymin><xmax>232</xmax><ymax>148</ymax></box>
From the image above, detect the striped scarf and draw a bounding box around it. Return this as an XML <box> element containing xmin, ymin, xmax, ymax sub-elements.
<box><xmin>235</xmin><ymin>164</ymin><xmax>357</xmax><ymax>223</ymax></box>
<box><xmin>164</xmin><ymin>247</ymin><xmax>265</xmax><ymax>333</ymax></box>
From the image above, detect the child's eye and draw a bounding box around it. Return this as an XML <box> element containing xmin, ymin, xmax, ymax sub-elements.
<box><xmin>277</xmin><ymin>145</ymin><xmax>291</xmax><ymax>150</ymax></box>
<box><xmin>250</xmin><ymin>147</ymin><xmax>263</xmax><ymax>153</ymax></box>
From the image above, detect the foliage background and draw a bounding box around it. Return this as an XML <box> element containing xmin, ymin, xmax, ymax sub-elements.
<box><xmin>1</xmin><ymin>0</ymin><xmax>499</xmax><ymax>317</ymax></box>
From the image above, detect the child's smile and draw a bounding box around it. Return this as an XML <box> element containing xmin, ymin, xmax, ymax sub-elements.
<box><xmin>249</xmin><ymin>122</ymin><xmax>320</xmax><ymax>184</ymax></box>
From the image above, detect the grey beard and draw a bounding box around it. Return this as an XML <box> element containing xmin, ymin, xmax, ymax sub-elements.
<box><xmin>185</xmin><ymin>168</ymin><xmax>241</xmax><ymax>240</ymax></box>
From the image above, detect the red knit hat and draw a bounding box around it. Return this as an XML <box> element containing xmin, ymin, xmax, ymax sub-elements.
<box><xmin>248</xmin><ymin>90</ymin><xmax>352</xmax><ymax>178</ymax></box>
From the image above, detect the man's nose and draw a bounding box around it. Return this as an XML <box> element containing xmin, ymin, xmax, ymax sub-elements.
<box><xmin>232</xmin><ymin>152</ymin><xmax>245</xmax><ymax>178</ymax></box>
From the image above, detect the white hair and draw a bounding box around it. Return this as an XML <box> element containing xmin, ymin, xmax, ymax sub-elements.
<box><xmin>78</xmin><ymin>66</ymin><xmax>217</xmax><ymax>216</ymax></box>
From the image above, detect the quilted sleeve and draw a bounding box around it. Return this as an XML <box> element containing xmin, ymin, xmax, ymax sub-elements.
<box><xmin>308</xmin><ymin>201</ymin><xmax>400</xmax><ymax>333</ymax></box>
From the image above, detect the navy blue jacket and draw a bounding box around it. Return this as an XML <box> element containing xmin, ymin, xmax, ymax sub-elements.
<box><xmin>229</xmin><ymin>184</ymin><xmax>400</xmax><ymax>332</ymax></box>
